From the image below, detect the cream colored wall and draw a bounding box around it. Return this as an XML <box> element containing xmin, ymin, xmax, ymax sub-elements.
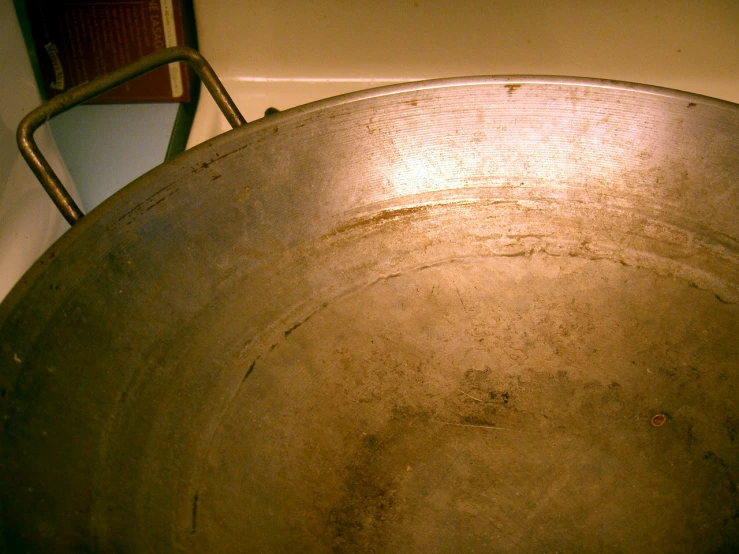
<box><xmin>194</xmin><ymin>0</ymin><xmax>738</xmax><ymax>98</ymax></box>
<box><xmin>0</xmin><ymin>0</ymin><xmax>81</xmax><ymax>302</ymax></box>
<box><xmin>187</xmin><ymin>0</ymin><xmax>738</xmax><ymax>146</ymax></box>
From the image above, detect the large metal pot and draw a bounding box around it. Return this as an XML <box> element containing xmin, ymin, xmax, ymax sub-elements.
<box><xmin>2</xmin><ymin>48</ymin><xmax>738</xmax><ymax>552</ymax></box>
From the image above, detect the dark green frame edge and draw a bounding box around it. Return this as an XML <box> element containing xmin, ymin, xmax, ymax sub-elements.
<box><xmin>12</xmin><ymin>0</ymin><xmax>49</xmax><ymax>102</ymax></box>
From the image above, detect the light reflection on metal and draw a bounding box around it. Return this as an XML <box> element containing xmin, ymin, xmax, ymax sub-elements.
<box><xmin>232</xmin><ymin>76</ymin><xmax>431</xmax><ymax>84</ymax></box>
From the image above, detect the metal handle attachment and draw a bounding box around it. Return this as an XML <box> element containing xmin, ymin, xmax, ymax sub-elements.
<box><xmin>16</xmin><ymin>46</ymin><xmax>247</xmax><ymax>226</ymax></box>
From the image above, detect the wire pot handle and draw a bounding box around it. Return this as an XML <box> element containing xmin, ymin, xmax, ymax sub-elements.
<box><xmin>17</xmin><ymin>46</ymin><xmax>246</xmax><ymax>226</ymax></box>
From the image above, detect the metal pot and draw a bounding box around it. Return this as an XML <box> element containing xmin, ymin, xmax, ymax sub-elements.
<box><xmin>2</xmin><ymin>47</ymin><xmax>738</xmax><ymax>552</ymax></box>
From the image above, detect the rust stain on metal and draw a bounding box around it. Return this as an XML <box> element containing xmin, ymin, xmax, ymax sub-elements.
<box><xmin>324</xmin><ymin>205</ymin><xmax>435</xmax><ymax>239</ymax></box>
<box><xmin>191</xmin><ymin>492</ymin><xmax>198</xmax><ymax>534</ymax></box>
<box><xmin>505</xmin><ymin>84</ymin><xmax>522</xmax><ymax>95</ymax></box>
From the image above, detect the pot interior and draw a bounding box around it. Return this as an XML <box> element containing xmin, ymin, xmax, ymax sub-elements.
<box><xmin>1</xmin><ymin>78</ymin><xmax>738</xmax><ymax>552</ymax></box>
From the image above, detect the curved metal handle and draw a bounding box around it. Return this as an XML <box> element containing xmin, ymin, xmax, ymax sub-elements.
<box><xmin>16</xmin><ymin>46</ymin><xmax>247</xmax><ymax>226</ymax></box>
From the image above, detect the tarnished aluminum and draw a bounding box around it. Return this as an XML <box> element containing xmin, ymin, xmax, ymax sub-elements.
<box><xmin>2</xmin><ymin>73</ymin><xmax>738</xmax><ymax>552</ymax></box>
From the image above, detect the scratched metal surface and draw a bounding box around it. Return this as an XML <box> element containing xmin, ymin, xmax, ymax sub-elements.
<box><xmin>1</xmin><ymin>78</ymin><xmax>738</xmax><ymax>552</ymax></box>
